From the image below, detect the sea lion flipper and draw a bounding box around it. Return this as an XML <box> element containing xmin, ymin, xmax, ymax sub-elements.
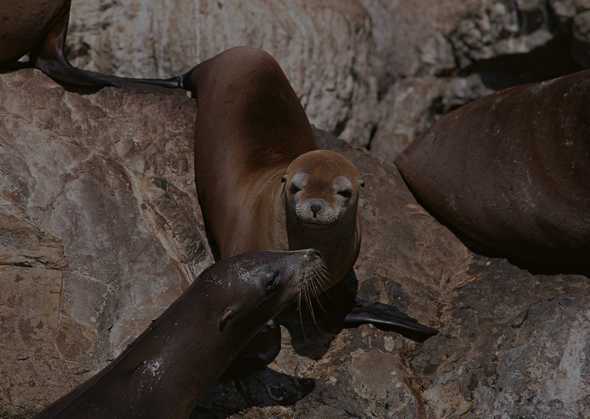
<box><xmin>344</xmin><ymin>300</ymin><xmax>438</xmax><ymax>342</ymax></box>
<box><xmin>29</xmin><ymin>0</ymin><xmax>183</xmax><ymax>89</ymax></box>
<box><xmin>222</xmin><ymin>321</ymin><xmax>282</xmax><ymax>380</ymax></box>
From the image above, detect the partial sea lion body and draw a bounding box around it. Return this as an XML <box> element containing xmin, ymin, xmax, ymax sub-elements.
<box><xmin>190</xmin><ymin>48</ymin><xmax>358</xmax><ymax>282</ymax></box>
<box><xmin>190</xmin><ymin>47</ymin><xmax>317</xmax><ymax>259</ymax></box>
<box><xmin>396</xmin><ymin>70</ymin><xmax>590</xmax><ymax>273</ymax></box>
<box><xmin>0</xmin><ymin>0</ymin><xmax>182</xmax><ymax>89</ymax></box>
<box><xmin>187</xmin><ymin>47</ymin><xmax>436</xmax><ymax>369</ymax></box>
<box><xmin>0</xmin><ymin>1</ymin><xmax>63</xmax><ymax>64</ymax></box>
<box><xmin>35</xmin><ymin>250</ymin><xmax>324</xmax><ymax>419</ymax></box>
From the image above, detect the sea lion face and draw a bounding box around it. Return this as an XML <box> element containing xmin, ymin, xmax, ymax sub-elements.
<box><xmin>284</xmin><ymin>150</ymin><xmax>362</xmax><ymax>228</ymax></box>
<box><xmin>211</xmin><ymin>249</ymin><xmax>327</xmax><ymax>333</ymax></box>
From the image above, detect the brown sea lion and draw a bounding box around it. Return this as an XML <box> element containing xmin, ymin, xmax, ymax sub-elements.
<box><xmin>396</xmin><ymin>69</ymin><xmax>590</xmax><ymax>274</ymax></box>
<box><xmin>182</xmin><ymin>46</ymin><xmax>437</xmax><ymax>375</ymax></box>
<box><xmin>0</xmin><ymin>0</ymin><xmax>182</xmax><ymax>89</ymax></box>
<box><xmin>35</xmin><ymin>249</ymin><xmax>325</xmax><ymax>419</ymax></box>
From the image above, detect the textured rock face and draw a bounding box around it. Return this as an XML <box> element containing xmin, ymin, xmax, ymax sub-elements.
<box><xmin>0</xmin><ymin>70</ymin><xmax>212</xmax><ymax>417</ymax></box>
<box><xmin>66</xmin><ymin>0</ymin><xmax>590</xmax><ymax>163</ymax></box>
<box><xmin>362</xmin><ymin>0</ymin><xmax>588</xmax><ymax>161</ymax></box>
<box><xmin>2</xmin><ymin>72</ymin><xmax>589</xmax><ymax>418</ymax></box>
<box><xmin>67</xmin><ymin>0</ymin><xmax>378</xmax><ymax>147</ymax></box>
<box><xmin>414</xmin><ymin>258</ymin><xmax>590</xmax><ymax>418</ymax></box>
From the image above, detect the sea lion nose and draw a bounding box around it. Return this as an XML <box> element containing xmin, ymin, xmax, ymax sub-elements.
<box><xmin>310</xmin><ymin>203</ymin><xmax>323</xmax><ymax>217</ymax></box>
<box><xmin>303</xmin><ymin>249</ymin><xmax>321</xmax><ymax>260</ymax></box>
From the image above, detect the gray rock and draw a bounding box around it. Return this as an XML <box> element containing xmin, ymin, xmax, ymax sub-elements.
<box><xmin>0</xmin><ymin>70</ymin><xmax>212</xmax><ymax>416</ymax></box>
<box><xmin>573</xmin><ymin>11</ymin><xmax>590</xmax><ymax>66</ymax></box>
<box><xmin>67</xmin><ymin>0</ymin><xmax>379</xmax><ymax>148</ymax></box>
<box><xmin>414</xmin><ymin>258</ymin><xmax>590</xmax><ymax>418</ymax></box>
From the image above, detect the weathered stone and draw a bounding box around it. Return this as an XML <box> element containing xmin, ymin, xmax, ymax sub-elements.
<box><xmin>573</xmin><ymin>11</ymin><xmax>590</xmax><ymax>66</ymax></box>
<box><xmin>414</xmin><ymin>257</ymin><xmax>590</xmax><ymax>418</ymax></box>
<box><xmin>0</xmin><ymin>70</ymin><xmax>212</xmax><ymax>416</ymax></box>
<box><xmin>67</xmin><ymin>0</ymin><xmax>378</xmax><ymax>148</ymax></box>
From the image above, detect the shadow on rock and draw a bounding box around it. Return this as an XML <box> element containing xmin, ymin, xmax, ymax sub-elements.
<box><xmin>192</xmin><ymin>368</ymin><xmax>315</xmax><ymax>418</ymax></box>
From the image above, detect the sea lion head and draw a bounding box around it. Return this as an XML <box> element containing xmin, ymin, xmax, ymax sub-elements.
<box><xmin>208</xmin><ymin>249</ymin><xmax>327</xmax><ymax>333</ymax></box>
<box><xmin>283</xmin><ymin>150</ymin><xmax>362</xmax><ymax>229</ymax></box>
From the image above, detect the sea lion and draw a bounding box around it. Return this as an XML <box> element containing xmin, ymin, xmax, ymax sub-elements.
<box><xmin>396</xmin><ymin>69</ymin><xmax>590</xmax><ymax>274</ymax></box>
<box><xmin>183</xmin><ymin>46</ymin><xmax>437</xmax><ymax>374</ymax></box>
<box><xmin>0</xmin><ymin>0</ymin><xmax>182</xmax><ymax>89</ymax></box>
<box><xmin>35</xmin><ymin>249</ymin><xmax>325</xmax><ymax>419</ymax></box>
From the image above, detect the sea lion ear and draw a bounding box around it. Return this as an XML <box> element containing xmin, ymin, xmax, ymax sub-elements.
<box><xmin>359</xmin><ymin>179</ymin><xmax>365</xmax><ymax>188</ymax></box>
<box><xmin>219</xmin><ymin>307</ymin><xmax>236</xmax><ymax>331</ymax></box>
<box><xmin>281</xmin><ymin>175</ymin><xmax>287</xmax><ymax>183</ymax></box>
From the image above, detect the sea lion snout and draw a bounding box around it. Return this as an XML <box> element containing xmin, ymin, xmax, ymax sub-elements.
<box><xmin>310</xmin><ymin>201</ymin><xmax>324</xmax><ymax>217</ymax></box>
<box><xmin>284</xmin><ymin>150</ymin><xmax>362</xmax><ymax>229</ymax></box>
<box><xmin>301</xmin><ymin>248</ymin><xmax>322</xmax><ymax>262</ymax></box>
<box><xmin>296</xmin><ymin>197</ymin><xmax>339</xmax><ymax>225</ymax></box>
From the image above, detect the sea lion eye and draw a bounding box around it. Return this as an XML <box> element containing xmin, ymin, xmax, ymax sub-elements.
<box><xmin>265</xmin><ymin>272</ymin><xmax>281</xmax><ymax>291</ymax></box>
<box><xmin>337</xmin><ymin>189</ymin><xmax>352</xmax><ymax>199</ymax></box>
<box><xmin>290</xmin><ymin>184</ymin><xmax>301</xmax><ymax>194</ymax></box>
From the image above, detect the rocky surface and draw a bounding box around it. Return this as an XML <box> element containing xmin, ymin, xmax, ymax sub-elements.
<box><xmin>67</xmin><ymin>0</ymin><xmax>377</xmax><ymax>148</ymax></box>
<box><xmin>66</xmin><ymin>0</ymin><xmax>590</xmax><ymax>162</ymax></box>
<box><xmin>1</xmin><ymin>71</ymin><xmax>589</xmax><ymax>418</ymax></box>
<box><xmin>0</xmin><ymin>70</ymin><xmax>212</xmax><ymax>417</ymax></box>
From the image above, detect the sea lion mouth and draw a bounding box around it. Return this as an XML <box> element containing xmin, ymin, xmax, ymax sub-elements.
<box><xmin>300</xmin><ymin>220</ymin><xmax>335</xmax><ymax>229</ymax></box>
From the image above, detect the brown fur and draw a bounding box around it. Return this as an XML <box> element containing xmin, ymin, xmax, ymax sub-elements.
<box><xmin>0</xmin><ymin>0</ymin><xmax>66</xmax><ymax>64</ymax></box>
<box><xmin>190</xmin><ymin>47</ymin><xmax>361</xmax><ymax>290</ymax></box>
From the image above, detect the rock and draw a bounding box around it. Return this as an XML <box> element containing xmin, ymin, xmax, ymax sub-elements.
<box><xmin>67</xmin><ymin>0</ymin><xmax>378</xmax><ymax>148</ymax></box>
<box><xmin>414</xmin><ymin>257</ymin><xmax>590</xmax><ymax>418</ymax></box>
<box><xmin>2</xmin><ymin>70</ymin><xmax>590</xmax><ymax>418</ymax></box>
<box><xmin>0</xmin><ymin>70</ymin><xmax>212</xmax><ymax>417</ymax></box>
<box><xmin>573</xmin><ymin>11</ymin><xmax>590</xmax><ymax>66</ymax></box>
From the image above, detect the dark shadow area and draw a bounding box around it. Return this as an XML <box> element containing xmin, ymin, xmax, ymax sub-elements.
<box><xmin>460</xmin><ymin>35</ymin><xmax>583</xmax><ymax>91</ymax></box>
<box><xmin>0</xmin><ymin>61</ymin><xmax>34</xmax><ymax>73</ymax></box>
<box><xmin>191</xmin><ymin>368</ymin><xmax>315</xmax><ymax>418</ymax></box>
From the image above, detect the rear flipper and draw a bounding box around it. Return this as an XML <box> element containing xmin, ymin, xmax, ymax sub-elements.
<box><xmin>30</xmin><ymin>0</ymin><xmax>187</xmax><ymax>90</ymax></box>
<box><xmin>344</xmin><ymin>299</ymin><xmax>438</xmax><ymax>342</ymax></box>
<box><xmin>35</xmin><ymin>56</ymin><xmax>185</xmax><ymax>89</ymax></box>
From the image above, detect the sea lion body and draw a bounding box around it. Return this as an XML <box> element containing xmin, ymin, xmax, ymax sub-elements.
<box><xmin>0</xmin><ymin>0</ymin><xmax>181</xmax><ymax>89</ymax></box>
<box><xmin>191</xmin><ymin>46</ymin><xmax>359</xmax><ymax>293</ymax></box>
<box><xmin>36</xmin><ymin>249</ymin><xmax>324</xmax><ymax>419</ymax></box>
<box><xmin>396</xmin><ymin>70</ymin><xmax>590</xmax><ymax>272</ymax></box>
<box><xmin>188</xmin><ymin>48</ymin><xmax>436</xmax><ymax>365</ymax></box>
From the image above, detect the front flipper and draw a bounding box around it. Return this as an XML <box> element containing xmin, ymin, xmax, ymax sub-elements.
<box><xmin>222</xmin><ymin>321</ymin><xmax>282</xmax><ymax>380</ymax></box>
<box><xmin>344</xmin><ymin>299</ymin><xmax>438</xmax><ymax>342</ymax></box>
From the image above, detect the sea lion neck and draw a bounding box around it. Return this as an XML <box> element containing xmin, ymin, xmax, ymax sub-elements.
<box><xmin>285</xmin><ymin>199</ymin><xmax>360</xmax><ymax>283</ymax></box>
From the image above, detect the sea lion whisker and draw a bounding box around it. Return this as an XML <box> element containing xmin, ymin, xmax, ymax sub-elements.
<box><xmin>297</xmin><ymin>288</ymin><xmax>307</xmax><ymax>340</ymax></box>
<box><xmin>304</xmin><ymin>285</ymin><xmax>319</xmax><ymax>329</ymax></box>
<box><xmin>308</xmin><ymin>274</ymin><xmax>328</xmax><ymax>313</ymax></box>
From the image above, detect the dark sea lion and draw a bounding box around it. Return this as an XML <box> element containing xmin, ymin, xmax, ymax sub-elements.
<box><xmin>0</xmin><ymin>0</ymin><xmax>182</xmax><ymax>89</ymax></box>
<box><xmin>396</xmin><ymin>69</ymin><xmax>590</xmax><ymax>274</ymax></box>
<box><xmin>183</xmin><ymin>46</ymin><xmax>437</xmax><ymax>375</ymax></box>
<box><xmin>35</xmin><ymin>249</ymin><xmax>324</xmax><ymax>419</ymax></box>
